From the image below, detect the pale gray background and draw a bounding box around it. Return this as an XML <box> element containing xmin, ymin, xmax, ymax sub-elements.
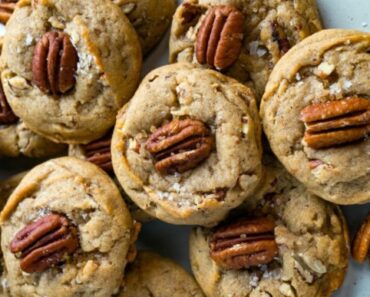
<box><xmin>0</xmin><ymin>0</ymin><xmax>369</xmax><ymax>296</ymax></box>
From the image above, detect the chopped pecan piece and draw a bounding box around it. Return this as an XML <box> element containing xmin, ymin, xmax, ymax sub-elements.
<box><xmin>196</xmin><ymin>5</ymin><xmax>245</xmax><ymax>70</ymax></box>
<box><xmin>10</xmin><ymin>213</ymin><xmax>79</xmax><ymax>273</ymax></box>
<box><xmin>146</xmin><ymin>119</ymin><xmax>213</xmax><ymax>174</ymax></box>
<box><xmin>32</xmin><ymin>31</ymin><xmax>78</xmax><ymax>95</ymax></box>
<box><xmin>0</xmin><ymin>81</ymin><xmax>18</xmax><ymax>125</ymax></box>
<box><xmin>300</xmin><ymin>97</ymin><xmax>370</xmax><ymax>149</ymax></box>
<box><xmin>352</xmin><ymin>212</ymin><xmax>370</xmax><ymax>263</ymax></box>
<box><xmin>209</xmin><ymin>217</ymin><xmax>278</xmax><ymax>269</ymax></box>
<box><xmin>271</xmin><ymin>21</ymin><xmax>290</xmax><ymax>55</ymax></box>
<box><xmin>0</xmin><ymin>0</ymin><xmax>17</xmax><ymax>24</ymax></box>
<box><xmin>84</xmin><ymin>133</ymin><xmax>113</xmax><ymax>173</ymax></box>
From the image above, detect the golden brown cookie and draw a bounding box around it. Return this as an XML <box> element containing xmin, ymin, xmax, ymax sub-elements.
<box><xmin>170</xmin><ymin>0</ymin><xmax>322</xmax><ymax>98</ymax></box>
<box><xmin>260</xmin><ymin>29</ymin><xmax>370</xmax><ymax>205</ymax></box>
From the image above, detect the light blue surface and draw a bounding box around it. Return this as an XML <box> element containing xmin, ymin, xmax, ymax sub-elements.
<box><xmin>0</xmin><ymin>0</ymin><xmax>369</xmax><ymax>296</ymax></box>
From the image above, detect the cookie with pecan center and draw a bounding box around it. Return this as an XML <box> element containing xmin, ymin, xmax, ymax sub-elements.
<box><xmin>111</xmin><ymin>63</ymin><xmax>262</xmax><ymax>226</ymax></box>
<box><xmin>260</xmin><ymin>29</ymin><xmax>370</xmax><ymax>204</ymax></box>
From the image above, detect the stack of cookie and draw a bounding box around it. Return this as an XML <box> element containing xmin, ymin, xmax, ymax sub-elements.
<box><xmin>0</xmin><ymin>0</ymin><xmax>369</xmax><ymax>296</ymax></box>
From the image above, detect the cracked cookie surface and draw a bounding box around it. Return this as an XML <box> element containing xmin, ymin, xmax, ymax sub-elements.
<box><xmin>190</xmin><ymin>159</ymin><xmax>349</xmax><ymax>297</ymax></box>
<box><xmin>119</xmin><ymin>251</ymin><xmax>204</xmax><ymax>297</ymax></box>
<box><xmin>112</xmin><ymin>63</ymin><xmax>262</xmax><ymax>226</ymax></box>
<box><xmin>169</xmin><ymin>0</ymin><xmax>322</xmax><ymax>99</ymax></box>
<box><xmin>1</xmin><ymin>0</ymin><xmax>142</xmax><ymax>144</ymax></box>
<box><xmin>0</xmin><ymin>157</ymin><xmax>134</xmax><ymax>297</ymax></box>
<box><xmin>260</xmin><ymin>29</ymin><xmax>370</xmax><ymax>204</ymax></box>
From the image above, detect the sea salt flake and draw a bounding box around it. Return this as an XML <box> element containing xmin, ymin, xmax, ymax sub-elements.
<box><xmin>249</xmin><ymin>41</ymin><xmax>259</xmax><ymax>56</ymax></box>
<box><xmin>256</xmin><ymin>47</ymin><xmax>267</xmax><ymax>57</ymax></box>
<box><xmin>343</xmin><ymin>80</ymin><xmax>353</xmax><ymax>90</ymax></box>
<box><xmin>25</xmin><ymin>34</ymin><xmax>33</xmax><ymax>46</ymax></box>
<box><xmin>329</xmin><ymin>83</ymin><xmax>341</xmax><ymax>95</ymax></box>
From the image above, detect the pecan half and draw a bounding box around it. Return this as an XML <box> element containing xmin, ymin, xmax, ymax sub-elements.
<box><xmin>300</xmin><ymin>97</ymin><xmax>370</xmax><ymax>149</ymax></box>
<box><xmin>10</xmin><ymin>213</ymin><xmax>79</xmax><ymax>273</ymax></box>
<box><xmin>209</xmin><ymin>217</ymin><xmax>278</xmax><ymax>270</ymax></box>
<box><xmin>145</xmin><ymin>119</ymin><xmax>213</xmax><ymax>174</ymax></box>
<box><xmin>0</xmin><ymin>0</ymin><xmax>17</xmax><ymax>24</ymax></box>
<box><xmin>32</xmin><ymin>31</ymin><xmax>78</xmax><ymax>95</ymax></box>
<box><xmin>352</xmin><ymin>212</ymin><xmax>370</xmax><ymax>263</ymax></box>
<box><xmin>196</xmin><ymin>5</ymin><xmax>245</xmax><ymax>70</ymax></box>
<box><xmin>0</xmin><ymin>80</ymin><xmax>18</xmax><ymax>125</ymax></box>
<box><xmin>84</xmin><ymin>133</ymin><xmax>112</xmax><ymax>173</ymax></box>
<box><xmin>272</xmin><ymin>21</ymin><xmax>290</xmax><ymax>55</ymax></box>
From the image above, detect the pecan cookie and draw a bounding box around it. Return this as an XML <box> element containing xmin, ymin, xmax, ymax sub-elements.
<box><xmin>69</xmin><ymin>134</ymin><xmax>153</xmax><ymax>223</ymax></box>
<box><xmin>114</xmin><ymin>0</ymin><xmax>176</xmax><ymax>55</ymax></box>
<box><xmin>119</xmin><ymin>251</ymin><xmax>204</xmax><ymax>297</ymax></box>
<box><xmin>1</xmin><ymin>0</ymin><xmax>141</xmax><ymax>144</ymax></box>
<box><xmin>169</xmin><ymin>0</ymin><xmax>322</xmax><ymax>99</ymax></box>
<box><xmin>0</xmin><ymin>157</ymin><xmax>137</xmax><ymax>297</ymax></box>
<box><xmin>190</xmin><ymin>160</ymin><xmax>349</xmax><ymax>297</ymax></box>
<box><xmin>112</xmin><ymin>63</ymin><xmax>262</xmax><ymax>226</ymax></box>
<box><xmin>260</xmin><ymin>29</ymin><xmax>370</xmax><ymax>205</ymax></box>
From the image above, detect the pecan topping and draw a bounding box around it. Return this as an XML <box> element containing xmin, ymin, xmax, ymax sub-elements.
<box><xmin>10</xmin><ymin>213</ymin><xmax>79</xmax><ymax>273</ymax></box>
<box><xmin>209</xmin><ymin>217</ymin><xmax>278</xmax><ymax>270</ymax></box>
<box><xmin>146</xmin><ymin>119</ymin><xmax>213</xmax><ymax>174</ymax></box>
<box><xmin>352</xmin><ymin>212</ymin><xmax>370</xmax><ymax>263</ymax></box>
<box><xmin>196</xmin><ymin>5</ymin><xmax>245</xmax><ymax>70</ymax></box>
<box><xmin>84</xmin><ymin>133</ymin><xmax>112</xmax><ymax>173</ymax></box>
<box><xmin>300</xmin><ymin>97</ymin><xmax>370</xmax><ymax>149</ymax></box>
<box><xmin>271</xmin><ymin>21</ymin><xmax>290</xmax><ymax>55</ymax></box>
<box><xmin>0</xmin><ymin>0</ymin><xmax>17</xmax><ymax>24</ymax></box>
<box><xmin>32</xmin><ymin>31</ymin><xmax>78</xmax><ymax>95</ymax></box>
<box><xmin>0</xmin><ymin>81</ymin><xmax>18</xmax><ymax>125</ymax></box>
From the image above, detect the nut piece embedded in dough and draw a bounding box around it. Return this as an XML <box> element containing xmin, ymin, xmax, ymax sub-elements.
<box><xmin>196</xmin><ymin>5</ymin><xmax>245</xmax><ymax>70</ymax></box>
<box><xmin>0</xmin><ymin>80</ymin><xmax>18</xmax><ymax>125</ymax></box>
<box><xmin>10</xmin><ymin>213</ymin><xmax>79</xmax><ymax>273</ymax></box>
<box><xmin>300</xmin><ymin>97</ymin><xmax>370</xmax><ymax>149</ymax></box>
<box><xmin>209</xmin><ymin>217</ymin><xmax>278</xmax><ymax>269</ymax></box>
<box><xmin>145</xmin><ymin>118</ymin><xmax>213</xmax><ymax>175</ymax></box>
<box><xmin>32</xmin><ymin>31</ymin><xmax>78</xmax><ymax>95</ymax></box>
<box><xmin>352</xmin><ymin>212</ymin><xmax>370</xmax><ymax>263</ymax></box>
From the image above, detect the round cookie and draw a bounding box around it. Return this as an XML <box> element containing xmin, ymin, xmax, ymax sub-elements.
<box><xmin>68</xmin><ymin>134</ymin><xmax>153</xmax><ymax>223</ymax></box>
<box><xmin>119</xmin><ymin>251</ymin><xmax>205</xmax><ymax>297</ymax></box>
<box><xmin>260</xmin><ymin>29</ymin><xmax>370</xmax><ymax>205</ymax></box>
<box><xmin>112</xmin><ymin>63</ymin><xmax>263</xmax><ymax>226</ymax></box>
<box><xmin>114</xmin><ymin>0</ymin><xmax>176</xmax><ymax>55</ymax></box>
<box><xmin>169</xmin><ymin>0</ymin><xmax>322</xmax><ymax>98</ymax></box>
<box><xmin>190</xmin><ymin>160</ymin><xmax>349</xmax><ymax>297</ymax></box>
<box><xmin>0</xmin><ymin>157</ymin><xmax>136</xmax><ymax>297</ymax></box>
<box><xmin>1</xmin><ymin>0</ymin><xmax>142</xmax><ymax>144</ymax></box>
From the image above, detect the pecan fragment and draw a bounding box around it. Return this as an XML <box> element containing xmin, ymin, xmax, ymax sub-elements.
<box><xmin>10</xmin><ymin>213</ymin><xmax>79</xmax><ymax>273</ymax></box>
<box><xmin>271</xmin><ymin>21</ymin><xmax>290</xmax><ymax>55</ymax></box>
<box><xmin>209</xmin><ymin>217</ymin><xmax>278</xmax><ymax>269</ymax></box>
<box><xmin>300</xmin><ymin>97</ymin><xmax>370</xmax><ymax>149</ymax></box>
<box><xmin>84</xmin><ymin>133</ymin><xmax>113</xmax><ymax>173</ymax></box>
<box><xmin>196</xmin><ymin>5</ymin><xmax>245</xmax><ymax>70</ymax></box>
<box><xmin>146</xmin><ymin>119</ymin><xmax>213</xmax><ymax>174</ymax></box>
<box><xmin>0</xmin><ymin>0</ymin><xmax>17</xmax><ymax>24</ymax></box>
<box><xmin>352</xmin><ymin>212</ymin><xmax>370</xmax><ymax>263</ymax></box>
<box><xmin>32</xmin><ymin>31</ymin><xmax>78</xmax><ymax>95</ymax></box>
<box><xmin>0</xmin><ymin>81</ymin><xmax>18</xmax><ymax>125</ymax></box>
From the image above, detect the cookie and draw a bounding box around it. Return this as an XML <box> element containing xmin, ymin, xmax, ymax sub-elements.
<box><xmin>119</xmin><ymin>251</ymin><xmax>204</xmax><ymax>297</ymax></box>
<box><xmin>260</xmin><ymin>29</ymin><xmax>370</xmax><ymax>205</ymax></box>
<box><xmin>68</xmin><ymin>133</ymin><xmax>153</xmax><ymax>223</ymax></box>
<box><xmin>189</xmin><ymin>160</ymin><xmax>349</xmax><ymax>297</ymax></box>
<box><xmin>1</xmin><ymin>0</ymin><xmax>142</xmax><ymax>144</ymax></box>
<box><xmin>115</xmin><ymin>0</ymin><xmax>176</xmax><ymax>55</ymax></box>
<box><xmin>0</xmin><ymin>157</ymin><xmax>137</xmax><ymax>297</ymax></box>
<box><xmin>169</xmin><ymin>0</ymin><xmax>322</xmax><ymax>98</ymax></box>
<box><xmin>112</xmin><ymin>63</ymin><xmax>262</xmax><ymax>226</ymax></box>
